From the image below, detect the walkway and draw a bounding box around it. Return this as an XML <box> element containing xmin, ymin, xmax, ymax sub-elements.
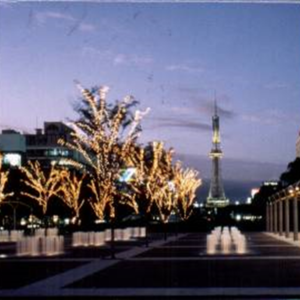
<box><xmin>1</xmin><ymin>231</ymin><xmax>300</xmax><ymax>298</ymax></box>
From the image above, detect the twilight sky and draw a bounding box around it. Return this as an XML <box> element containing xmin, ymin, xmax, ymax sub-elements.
<box><xmin>1</xmin><ymin>1</ymin><xmax>300</xmax><ymax>196</ymax></box>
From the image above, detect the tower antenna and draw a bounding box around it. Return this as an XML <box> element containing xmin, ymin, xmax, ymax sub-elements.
<box><xmin>214</xmin><ymin>91</ymin><xmax>217</xmax><ymax>116</ymax></box>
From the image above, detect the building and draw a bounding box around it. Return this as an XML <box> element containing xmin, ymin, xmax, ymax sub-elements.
<box><xmin>206</xmin><ymin>101</ymin><xmax>229</xmax><ymax>208</ymax></box>
<box><xmin>0</xmin><ymin>122</ymin><xmax>81</xmax><ymax>168</ymax></box>
<box><xmin>0</xmin><ymin>129</ymin><xmax>26</xmax><ymax>167</ymax></box>
<box><xmin>25</xmin><ymin>122</ymin><xmax>80</xmax><ymax>167</ymax></box>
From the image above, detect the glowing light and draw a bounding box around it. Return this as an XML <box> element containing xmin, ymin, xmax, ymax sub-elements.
<box><xmin>71</xmin><ymin>217</ymin><xmax>77</xmax><ymax>224</ymax></box>
<box><xmin>53</xmin><ymin>215</ymin><xmax>59</xmax><ymax>223</ymax></box>
<box><xmin>235</xmin><ymin>214</ymin><xmax>242</xmax><ymax>221</ymax></box>
<box><xmin>3</xmin><ymin>153</ymin><xmax>21</xmax><ymax>167</ymax></box>
<box><xmin>95</xmin><ymin>219</ymin><xmax>106</xmax><ymax>224</ymax></box>
<box><xmin>119</xmin><ymin>168</ymin><xmax>136</xmax><ymax>182</ymax></box>
<box><xmin>206</xmin><ymin>227</ymin><xmax>247</xmax><ymax>255</ymax></box>
<box><xmin>251</xmin><ymin>188</ymin><xmax>260</xmax><ymax>198</ymax></box>
<box><xmin>263</xmin><ymin>181</ymin><xmax>278</xmax><ymax>186</ymax></box>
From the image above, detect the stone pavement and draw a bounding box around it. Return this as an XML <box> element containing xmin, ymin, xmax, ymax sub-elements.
<box><xmin>1</xmin><ymin>231</ymin><xmax>300</xmax><ymax>299</ymax></box>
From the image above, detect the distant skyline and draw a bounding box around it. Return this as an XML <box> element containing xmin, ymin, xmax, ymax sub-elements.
<box><xmin>0</xmin><ymin>1</ymin><xmax>300</xmax><ymax>193</ymax></box>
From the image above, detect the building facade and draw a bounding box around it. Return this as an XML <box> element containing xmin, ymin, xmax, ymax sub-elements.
<box><xmin>0</xmin><ymin>129</ymin><xmax>26</xmax><ymax>167</ymax></box>
<box><xmin>0</xmin><ymin>122</ymin><xmax>80</xmax><ymax>168</ymax></box>
<box><xmin>206</xmin><ymin>102</ymin><xmax>229</xmax><ymax>208</ymax></box>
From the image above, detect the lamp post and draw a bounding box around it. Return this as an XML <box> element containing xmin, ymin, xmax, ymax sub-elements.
<box><xmin>2</xmin><ymin>202</ymin><xmax>17</xmax><ymax>230</ymax></box>
<box><xmin>0</xmin><ymin>200</ymin><xmax>32</xmax><ymax>232</ymax></box>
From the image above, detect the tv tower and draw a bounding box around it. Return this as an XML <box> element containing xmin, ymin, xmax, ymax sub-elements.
<box><xmin>206</xmin><ymin>100</ymin><xmax>229</xmax><ymax>207</ymax></box>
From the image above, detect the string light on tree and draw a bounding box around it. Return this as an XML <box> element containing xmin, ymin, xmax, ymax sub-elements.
<box><xmin>58</xmin><ymin>82</ymin><xmax>150</xmax><ymax>221</ymax></box>
<box><xmin>20</xmin><ymin>161</ymin><xmax>63</xmax><ymax>215</ymax></box>
<box><xmin>174</xmin><ymin>163</ymin><xmax>202</xmax><ymax>221</ymax></box>
<box><xmin>57</xmin><ymin>170</ymin><xmax>85</xmax><ymax>221</ymax></box>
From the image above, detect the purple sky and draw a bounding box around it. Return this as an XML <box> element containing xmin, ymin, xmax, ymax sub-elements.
<box><xmin>1</xmin><ymin>1</ymin><xmax>300</xmax><ymax>194</ymax></box>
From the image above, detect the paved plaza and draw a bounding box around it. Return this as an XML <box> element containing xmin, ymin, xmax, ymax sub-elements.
<box><xmin>1</xmin><ymin>231</ymin><xmax>300</xmax><ymax>299</ymax></box>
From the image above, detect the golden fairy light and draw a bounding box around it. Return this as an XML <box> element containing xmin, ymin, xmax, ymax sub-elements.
<box><xmin>148</xmin><ymin>145</ymin><xmax>178</xmax><ymax>223</ymax></box>
<box><xmin>116</xmin><ymin>145</ymin><xmax>145</xmax><ymax>215</ymax></box>
<box><xmin>57</xmin><ymin>170</ymin><xmax>85</xmax><ymax>220</ymax></box>
<box><xmin>125</xmin><ymin>143</ymin><xmax>201</xmax><ymax>223</ymax></box>
<box><xmin>153</xmin><ymin>180</ymin><xmax>176</xmax><ymax>224</ymax></box>
<box><xmin>20</xmin><ymin>161</ymin><xmax>63</xmax><ymax>214</ymax></box>
<box><xmin>58</xmin><ymin>82</ymin><xmax>150</xmax><ymax>221</ymax></box>
<box><xmin>0</xmin><ymin>153</ymin><xmax>14</xmax><ymax>203</ymax></box>
<box><xmin>148</xmin><ymin>144</ymin><xmax>175</xmax><ymax>222</ymax></box>
<box><xmin>124</xmin><ymin>141</ymin><xmax>177</xmax><ymax>222</ymax></box>
<box><xmin>174</xmin><ymin>163</ymin><xmax>202</xmax><ymax>221</ymax></box>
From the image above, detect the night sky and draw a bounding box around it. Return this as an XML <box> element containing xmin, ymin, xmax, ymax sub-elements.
<box><xmin>1</xmin><ymin>1</ymin><xmax>300</xmax><ymax>200</ymax></box>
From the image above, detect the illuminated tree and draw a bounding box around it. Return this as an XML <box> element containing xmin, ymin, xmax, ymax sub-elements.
<box><xmin>0</xmin><ymin>153</ymin><xmax>14</xmax><ymax>204</ymax></box>
<box><xmin>120</xmin><ymin>142</ymin><xmax>170</xmax><ymax>216</ymax></box>
<box><xmin>74</xmin><ymin>85</ymin><xmax>140</xmax><ymax>133</ymax></box>
<box><xmin>20</xmin><ymin>161</ymin><xmax>63</xmax><ymax>215</ymax></box>
<box><xmin>147</xmin><ymin>142</ymin><xmax>176</xmax><ymax>223</ymax></box>
<box><xmin>117</xmin><ymin>144</ymin><xmax>147</xmax><ymax>215</ymax></box>
<box><xmin>122</xmin><ymin>141</ymin><xmax>176</xmax><ymax>222</ymax></box>
<box><xmin>57</xmin><ymin>170</ymin><xmax>85</xmax><ymax>220</ymax></box>
<box><xmin>58</xmin><ymin>82</ymin><xmax>150</xmax><ymax>221</ymax></box>
<box><xmin>153</xmin><ymin>181</ymin><xmax>176</xmax><ymax>224</ymax></box>
<box><xmin>174</xmin><ymin>164</ymin><xmax>202</xmax><ymax>221</ymax></box>
<box><xmin>126</xmin><ymin>143</ymin><xmax>201</xmax><ymax>223</ymax></box>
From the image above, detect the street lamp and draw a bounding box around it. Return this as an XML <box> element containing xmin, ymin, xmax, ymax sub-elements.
<box><xmin>289</xmin><ymin>186</ymin><xmax>300</xmax><ymax>196</ymax></box>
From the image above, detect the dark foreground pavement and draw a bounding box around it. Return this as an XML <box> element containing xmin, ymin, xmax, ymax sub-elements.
<box><xmin>1</xmin><ymin>231</ymin><xmax>300</xmax><ymax>299</ymax></box>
